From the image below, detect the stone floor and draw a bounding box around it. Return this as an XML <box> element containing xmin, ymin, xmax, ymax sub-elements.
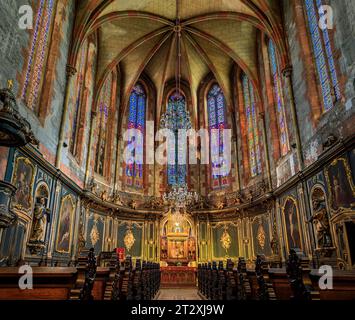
<box><xmin>155</xmin><ymin>288</ymin><xmax>203</xmax><ymax>300</ymax></box>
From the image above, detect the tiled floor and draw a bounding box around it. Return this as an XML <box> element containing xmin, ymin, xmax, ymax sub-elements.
<box><xmin>155</xmin><ymin>288</ymin><xmax>203</xmax><ymax>300</ymax></box>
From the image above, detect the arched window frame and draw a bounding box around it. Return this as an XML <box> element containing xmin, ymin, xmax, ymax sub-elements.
<box><xmin>164</xmin><ymin>90</ymin><xmax>190</xmax><ymax>187</ymax></box>
<box><xmin>241</xmin><ymin>73</ymin><xmax>262</xmax><ymax>177</ymax></box>
<box><xmin>304</xmin><ymin>0</ymin><xmax>341</xmax><ymax>112</ymax></box>
<box><xmin>125</xmin><ymin>82</ymin><xmax>146</xmax><ymax>189</ymax></box>
<box><xmin>268</xmin><ymin>40</ymin><xmax>290</xmax><ymax>157</ymax></box>
<box><xmin>22</xmin><ymin>0</ymin><xmax>56</xmax><ymax>113</ymax></box>
<box><xmin>207</xmin><ymin>83</ymin><xmax>229</xmax><ymax>189</ymax></box>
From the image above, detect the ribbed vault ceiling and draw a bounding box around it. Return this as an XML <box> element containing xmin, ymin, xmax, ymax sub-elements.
<box><xmin>74</xmin><ymin>0</ymin><xmax>282</xmax><ymax>122</ymax></box>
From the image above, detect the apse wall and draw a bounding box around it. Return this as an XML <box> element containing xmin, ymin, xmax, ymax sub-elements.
<box><xmin>283</xmin><ymin>0</ymin><xmax>355</xmax><ymax>166</ymax></box>
<box><xmin>0</xmin><ymin>1</ymin><xmax>354</xmax><ymax>269</ymax></box>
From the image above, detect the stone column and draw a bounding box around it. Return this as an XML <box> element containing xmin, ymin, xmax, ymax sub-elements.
<box><xmin>114</xmin><ymin>134</ymin><xmax>122</xmax><ymax>192</ymax></box>
<box><xmin>259</xmin><ymin>112</ymin><xmax>273</xmax><ymax>190</ymax></box>
<box><xmin>84</xmin><ymin>110</ymin><xmax>98</xmax><ymax>187</ymax></box>
<box><xmin>55</xmin><ymin>65</ymin><xmax>77</xmax><ymax>168</ymax></box>
<box><xmin>282</xmin><ymin>65</ymin><xmax>304</xmax><ymax>170</ymax></box>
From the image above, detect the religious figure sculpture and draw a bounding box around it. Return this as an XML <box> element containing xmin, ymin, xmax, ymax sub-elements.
<box><xmin>309</xmin><ymin>198</ymin><xmax>332</xmax><ymax>248</ymax></box>
<box><xmin>110</xmin><ymin>191</ymin><xmax>123</xmax><ymax>206</ymax></box>
<box><xmin>29</xmin><ymin>197</ymin><xmax>50</xmax><ymax>243</ymax></box>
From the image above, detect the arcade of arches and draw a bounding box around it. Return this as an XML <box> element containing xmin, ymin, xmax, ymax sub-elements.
<box><xmin>0</xmin><ymin>0</ymin><xmax>355</xmax><ymax>296</ymax></box>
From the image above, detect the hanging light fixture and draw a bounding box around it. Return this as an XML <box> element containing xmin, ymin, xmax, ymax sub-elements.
<box><xmin>161</xmin><ymin>0</ymin><xmax>199</xmax><ymax>219</ymax></box>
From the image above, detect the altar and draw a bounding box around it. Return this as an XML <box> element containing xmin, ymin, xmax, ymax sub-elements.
<box><xmin>160</xmin><ymin>266</ymin><xmax>196</xmax><ymax>288</ymax></box>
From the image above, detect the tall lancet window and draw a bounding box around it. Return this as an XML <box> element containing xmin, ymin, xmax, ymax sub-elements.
<box><xmin>242</xmin><ymin>74</ymin><xmax>262</xmax><ymax>177</ymax></box>
<box><xmin>207</xmin><ymin>84</ymin><xmax>229</xmax><ymax>189</ymax></box>
<box><xmin>268</xmin><ymin>40</ymin><xmax>289</xmax><ymax>157</ymax></box>
<box><xmin>95</xmin><ymin>73</ymin><xmax>113</xmax><ymax>176</ymax></box>
<box><xmin>22</xmin><ymin>0</ymin><xmax>56</xmax><ymax>112</ymax></box>
<box><xmin>305</xmin><ymin>0</ymin><xmax>340</xmax><ymax>111</ymax></box>
<box><xmin>126</xmin><ymin>83</ymin><xmax>146</xmax><ymax>188</ymax></box>
<box><xmin>160</xmin><ymin>92</ymin><xmax>191</xmax><ymax>187</ymax></box>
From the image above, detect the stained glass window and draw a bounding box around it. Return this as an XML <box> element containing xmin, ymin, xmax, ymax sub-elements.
<box><xmin>163</xmin><ymin>92</ymin><xmax>191</xmax><ymax>187</ymax></box>
<box><xmin>22</xmin><ymin>0</ymin><xmax>55</xmax><ymax>112</ymax></box>
<box><xmin>207</xmin><ymin>84</ymin><xmax>229</xmax><ymax>189</ymax></box>
<box><xmin>268</xmin><ymin>40</ymin><xmax>289</xmax><ymax>156</ymax></box>
<box><xmin>95</xmin><ymin>73</ymin><xmax>113</xmax><ymax>176</ymax></box>
<box><xmin>305</xmin><ymin>0</ymin><xmax>341</xmax><ymax>111</ymax></box>
<box><xmin>242</xmin><ymin>74</ymin><xmax>262</xmax><ymax>177</ymax></box>
<box><xmin>125</xmin><ymin>83</ymin><xmax>146</xmax><ymax>188</ymax></box>
<box><xmin>70</xmin><ymin>40</ymin><xmax>88</xmax><ymax>156</ymax></box>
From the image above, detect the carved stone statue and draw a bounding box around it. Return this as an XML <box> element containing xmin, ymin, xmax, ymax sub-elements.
<box><xmin>130</xmin><ymin>200</ymin><xmax>138</xmax><ymax>209</ymax></box>
<box><xmin>310</xmin><ymin>198</ymin><xmax>332</xmax><ymax>248</ymax></box>
<box><xmin>111</xmin><ymin>191</ymin><xmax>123</xmax><ymax>206</ymax></box>
<box><xmin>29</xmin><ymin>197</ymin><xmax>50</xmax><ymax>243</ymax></box>
<box><xmin>87</xmin><ymin>176</ymin><xmax>97</xmax><ymax>193</ymax></box>
<box><xmin>100</xmin><ymin>190</ymin><xmax>108</xmax><ymax>201</ymax></box>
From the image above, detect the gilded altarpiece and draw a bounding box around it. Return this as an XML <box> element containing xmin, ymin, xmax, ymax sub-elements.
<box><xmin>160</xmin><ymin>215</ymin><xmax>196</xmax><ymax>266</ymax></box>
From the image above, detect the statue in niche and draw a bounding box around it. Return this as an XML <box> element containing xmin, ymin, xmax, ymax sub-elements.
<box><xmin>29</xmin><ymin>197</ymin><xmax>50</xmax><ymax>243</ymax></box>
<box><xmin>309</xmin><ymin>197</ymin><xmax>332</xmax><ymax>248</ymax></box>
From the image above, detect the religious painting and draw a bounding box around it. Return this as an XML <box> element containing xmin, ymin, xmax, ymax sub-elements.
<box><xmin>325</xmin><ymin>157</ymin><xmax>355</xmax><ymax>211</ymax></box>
<box><xmin>282</xmin><ymin>197</ymin><xmax>302</xmax><ymax>251</ymax></box>
<box><xmin>11</xmin><ymin>157</ymin><xmax>35</xmax><ymax>213</ymax></box>
<box><xmin>56</xmin><ymin>195</ymin><xmax>75</xmax><ymax>253</ymax></box>
<box><xmin>168</xmin><ymin>239</ymin><xmax>188</xmax><ymax>260</ymax></box>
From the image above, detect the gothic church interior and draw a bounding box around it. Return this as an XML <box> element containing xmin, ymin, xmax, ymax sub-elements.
<box><xmin>0</xmin><ymin>0</ymin><xmax>355</xmax><ymax>301</ymax></box>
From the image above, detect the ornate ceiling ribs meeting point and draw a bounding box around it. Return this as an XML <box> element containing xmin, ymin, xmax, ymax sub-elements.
<box><xmin>70</xmin><ymin>0</ymin><xmax>286</xmax><ymax>126</ymax></box>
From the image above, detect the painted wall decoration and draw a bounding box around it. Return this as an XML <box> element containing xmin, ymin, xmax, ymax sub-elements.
<box><xmin>11</xmin><ymin>157</ymin><xmax>35</xmax><ymax>213</ymax></box>
<box><xmin>325</xmin><ymin>157</ymin><xmax>355</xmax><ymax>211</ymax></box>
<box><xmin>124</xmin><ymin>224</ymin><xmax>135</xmax><ymax>252</ymax></box>
<box><xmin>86</xmin><ymin>212</ymin><xmax>104</xmax><ymax>255</ymax></box>
<box><xmin>252</xmin><ymin>215</ymin><xmax>272</xmax><ymax>256</ymax></box>
<box><xmin>117</xmin><ymin>221</ymin><xmax>143</xmax><ymax>258</ymax></box>
<box><xmin>55</xmin><ymin>194</ymin><xmax>75</xmax><ymax>253</ymax></box>
<box><xmin>282</xmin><ymin>197</ymin><xmax>302</xmax><ymax>251</ymax></box>
<box><xmin>211</xmin><ymin>222</ymin><xmax>238</xmax><ymax>259</ymax></box>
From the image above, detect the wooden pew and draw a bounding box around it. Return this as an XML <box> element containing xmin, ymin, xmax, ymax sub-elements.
<box><xmin>268</xmin><ymin>268</ymin><xmax>293</xmax><ymax>300</ymax></box>
<box><xmin>0</xmin><ymin>267</ymin><xmax>77</xmax><ymax>300</ymax></box>
<box><xmin>92</xmin><ymin>267</ymin><xmax>110</xmax><ymax>300</ymax></box>
<box><xmin>309</xmin><ymin>270</ymin><xmax>355</xmax><ymax>300</ymax></box>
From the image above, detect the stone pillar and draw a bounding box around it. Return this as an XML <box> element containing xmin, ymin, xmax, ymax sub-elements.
<box><xmin>282</xmin><ymin>65</ymin><xmax>304</xmax><ymax>170</ymax></box>
<box><xmin>84</xmin><ymin>110</ymin><xmax>98</xmax><ymax>187</ymax></box>
<box><xmin>259</xmin><ymin>112</ymin><xmax>273</xmax><ymax>190</ymax></box>
<box><xmin>114</xmin><ymin>134</ymin><xmax>122</xmax><ymax>192</ymax></box>
<box><xmin>55</xmin><ymin>65</ymin><xmax>77</xmax><ymax>168</ymax></box>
